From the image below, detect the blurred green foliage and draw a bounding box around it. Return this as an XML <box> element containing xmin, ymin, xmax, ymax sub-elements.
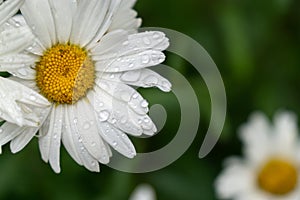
<box><xmin>0</xmin><ymin>0</ymin><xmax>299</xmax><ymax>199</ymax></box>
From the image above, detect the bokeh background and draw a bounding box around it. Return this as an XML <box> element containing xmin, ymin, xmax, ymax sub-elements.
<box><xmin>0</xmin><ymin>0</ymin><xmax>300</xmax><ymax>199</ymax></box>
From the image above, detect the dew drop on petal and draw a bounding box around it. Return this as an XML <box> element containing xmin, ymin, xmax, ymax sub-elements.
<box><xmin>112</xmin><ymin>141</ymin><xmax>117</xmax><ymax>147</ymax></box>
<box><xmin>111</xmin><ymin>118</ymin><xmax>117</xmax><ymax>124</ymax></box>
<box><xmin>141</xmin><ymin>100</ymin><xmax>149</xmax><ymax>108</ymax></box>
<box><xmin>73</xmin><ymin>118</ymin><xmax>78</xmax><ymax>124</ymax></box>
<box><xmin>122</xmin><ymin>41</ymin><xmax>129</xmax><ymax>46</ymax></box>
<box><xmin>29</xmin><ymin>94</ymin><xmax>37</xmax><ymax>101</ymax></box>
<box><xmin>144</xmin><ymin>117</ymin><xmax>150</xmax><ymax>123</ymax></box>
<box><xmin>83</xmin><ymin>122</ymin><xmax>90</xmax><ymax>130</ymax></box>
<box><xmin>98</xmin><ymin>110</ymin><xmax>110</xmax><ymax>122</ymax></box>
<box><xmin>141</xmin><ymin>54</ymin><xmax>150</xmax><ymax>64</ymax></box>
<box><xmin>132</xmin><ymin>93</ymin><xmax>139</xmax><ymax>99</ymax></box>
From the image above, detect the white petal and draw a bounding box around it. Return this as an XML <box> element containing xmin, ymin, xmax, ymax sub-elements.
<box><xmin>10</xmin><ymin>127</ymin><xmax>37</xmax><ymax>153</ymax></box>
<box><xmin>0</xmin><ymin>53</ymin><xmax>37</xmax><ymax>71</ymax></box>
<box><xmin>6</xmin><ymin>66</ymin><xmax>36</xmax><ymax>80</ymax></box>
<box><xmin>95</xmin><ymin>78</ymin><xmax>148</xmax><ymax>115</ymax></box>
<box><xmin>129</xmin><ymin>184</ymin><xmax>156</xmax><ymax>200</ymax></box>
<box><xmin>72</xmin><ymin>99</ymin><xmax>110</xmax><ymax>163</ymax></box>
<box><xmin>39</xmin><ymin>106</ymin><xmax>63</xmax><ymax>173</ymax></box>
<box><xmin>91</xmin><ymin>30</ymin><xmax>128</xmax><ymax>56</ymax></box>
<box><xmin>86</xmin><ymin>0</ymin><xmax>121</xmax><ymax>49</ymax></box>
<box><xmin>93</xmin><ymin>31</ymin><xmax>168</xmax><ymax>59</ymax></box>
<box><xmin>62</xmin><ymin>105</ymin><xmax>83</xmax><ymax>165</ymax></box>
<box><xmin>48</xmin><ymin>0</ymin><xmax>73</xmax><ymax>44</ymax></box>
<box><xmin>66</xmin><ymin>105</ymin><xmax>100</xmax><ymax>172</ymax></box>
<box><xmin>70</xmin><ymin>0</ymin><xmax>110</xmax><ymax>47</ymax></box>
<box><xmin>97</xmin><ymin>121</ymin><xmax>136</xmax><ymax>158</ymax></box>
<box><xmin>0</xmin><ymin>0</ymin><xmax>24</xmax><ymax>26</ymax></box>
<box><xmin>109</xmin><ymin>8</ymin><xmax>141</xmax><ymax>34</ymax></box>
<box><xmin>99</xmin><ymin>68</ymin><xmax>172</xmax><ymax>92</ymax></box>
<box><xmin>2</xmin><ymin>15</ymin><xmax>45</xmax><ymax>55</ymax></box>
<box><xmin>0</xmin><ymin>77</ymin><xmax>49</xmax><ymax>126</ymax></box>
<box><xmin>0</xmin><ymin>26</ymin><xmax>34</xmax><ymax>56</ymax></box>
<box><xmin>88</xmin><ymin>88</ymin><xmax>156</xmax><ymax>136</ymax></box>
<box><xmin>127</xmin><ymin>31</ymin><xmax>170</xmax><ymax>51</ymax></box>
<box><xmin>87</xmin><ymin>88</ymin><xmax>143</xmax><ymax>136</ymax></box>
<box><xmin>21</xmin><ymin>0</ymin><xmax>56</xmax><ymax>48</ymax></box>
<box><xmin>215</xmin><ymin>158</ymin><xmax>255</xmax><ymax>199</ymax></box>
<box><xmin>273</xmin><ymin>111</ymin><xmax>299</xmax><ymax>156</ymax></box>
<box><xmin>0</xmin><ymin>122</ymin><xmax>25</xmax><ymax>145</ymax></box>
<box><xmin>238</xmin><ymin>112</ymin><xmax>272</xmax><ymax>164</ymax></box>
<box><xmin>95</xmin><ymin>50</ymin><xmax>165</xmax><ymax>72</ymax></box>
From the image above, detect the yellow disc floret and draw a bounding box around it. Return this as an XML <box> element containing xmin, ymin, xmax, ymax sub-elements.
<box><xmin>36</xmin><ymin>44</ymin><xmax>95</xmax><ymax>104</ymax></box>
<box><xmin>257</xmin><ymin>158</ymin><xmax>298</xmax><ymax>195</ymax></box>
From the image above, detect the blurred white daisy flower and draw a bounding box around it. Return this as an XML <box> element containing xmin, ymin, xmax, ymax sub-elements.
<box><xmin>0</xmin><ymin>0</ymin><xmax>50</xmax><ymax>127</ymax></box>
<box><xmin>0</xmin><ymin>0</ymin><xmax>170</xmax><ymax>173</ymax></box>
<box><xmin>129</xmin><ymin>184</ymin><xmax>156</xmax><ymax>200</ymax></box>
<box><xmin>215</xmin><ymin>111</ymin><xmax>300</xmax><ymax>200</ymax></box>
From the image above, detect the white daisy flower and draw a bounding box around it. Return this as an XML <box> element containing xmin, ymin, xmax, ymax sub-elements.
<box><xmin>215</xmin><ymin>111</ymin><xmax>300</xmax><ymax>200</ymax></box>
<box><xmin>129</xmin><ymin>184</ymin><xmax>156</xmax><ymax>200</ymax></box>
<box><xmin>0</xmin><ymin>0</ymin><xmax>171</xmax><ymax>173</ymax></box>
<box><xmin>0</xmin><ymin>0</ymin><xmax>50</xmax><ymax>127</ymax></box>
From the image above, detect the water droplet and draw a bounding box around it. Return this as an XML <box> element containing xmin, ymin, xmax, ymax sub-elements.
<box><xmin>132</xmin><ymin>93</ymin><xmax>139</xmax><ymax>99</ymax></box>
<box><xmin>159</xmin><ymin>55</ymin><xmax>165</xmax><ymax>63</ymax></box>
<box><xmin>99</xmin><ymin>102</ymin><xmax>104</xmax><ymax>107</ymax></box>
<box><xmin>141</xmin><ymin>100</ymin><xmax>148</xmax><ymax>108</ymax></box>
<box><xmin>138</xmin><ymin>119</ymin><xmax>142</xmax><ymax>124</ymax></box>
<box><xmin>73</xmin><ymin>118</ymin><xmax>78</xmax><ymax>124</ymax></box>
<box><xmin>120</xmin><ymin>70</ymin><xmax>141</xmax><ymax>82</ymax></box>
<box><xmin>98</xmin><ymin>110</ymin><xmax>110</xmax><ymax>122</ymax></box>
<box><xmin>111</xmin><ymin>118</ymin><xmax>117</xmax><ymax>124</ymax></box>
<box><xmin>122</xmin><ymin>41</ymin><xmax>129</xmax><ymax>46</ymax></box>
<box><xmin>141</xmin><ymin>54</ymin><xmax>150</xmax><ymax>64</ymax></box>
<box><xmin>29</xmin><ymin>94</ymin><xmax>36</xmax><ymax>101</ymax></box>
<box><xmin>144</xmin><ymin>118</ymin><xmax>150</xmax><ymax>123</ymax></box>
<box><xmin>112</xmin><ymin>141</ymin><xmax>117</xmax><ymax>147</ymax></box>
<box><xmin>53</xmin><ymin>134</ymin><xmax>57</xmax><ymax>139</ymax></box>
<box><xmin>0</xmin><ymin>129</ymin><xmax>3</xmax><ymax>133</ymax></box>
<box><xmin>78</xmin><ymin>136</ymin><xmax>83</xmax><ymax>142</ymax></box>
<box><xmin>114</xmin><ymin>67</ymin><xmax>120</xmax><ymax>72</ymax></box>
<box><xmin>91</xmin><ymin>142</ymin><xmax>96</xmax><ymax>147</ymax></box>
<box><xmin>128</xmin><ymin>63</ymin><xmax>134</xmax><ymax>68</ymax></box>
<box><xmin>83</xmin><ymin>122</ymin><xmax>90</xmax><ymax>130</ymax></box>
<box><xmin>109</xmin><ymin>74</ymin><xmax>115</xmax><ymax>79</ymax></box>
<box><xmin>15</xmin><ymin>22</ymin><xmax>21</xmax><ymax>27</ymax></box>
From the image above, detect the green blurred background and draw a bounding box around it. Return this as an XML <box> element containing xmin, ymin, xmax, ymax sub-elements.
<box><xmin>0</xmin><ymin>0</ymin><xmax>300</xmax><ymax>199</ymax></box>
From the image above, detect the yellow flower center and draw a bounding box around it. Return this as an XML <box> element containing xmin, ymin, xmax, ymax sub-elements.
<box><xmin>36</xmin><ymin>44</ymin><xmax>95</xmax><ymax>104</ymax></box>
<box><xmin>257</xmin><ymin>158</ymin><xmax>298</xmax><ymax>195</ymax></box>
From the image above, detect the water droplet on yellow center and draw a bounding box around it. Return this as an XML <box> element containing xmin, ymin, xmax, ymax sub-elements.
<box><xmin>36</xmin><ymin>44</ymin><xmax>95</xmax><ymax>104</ymax></box>
<box><xmin>257</xmin><ymin>158</ymin><xmax>298</xmax><ymax>195</ymax></box>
